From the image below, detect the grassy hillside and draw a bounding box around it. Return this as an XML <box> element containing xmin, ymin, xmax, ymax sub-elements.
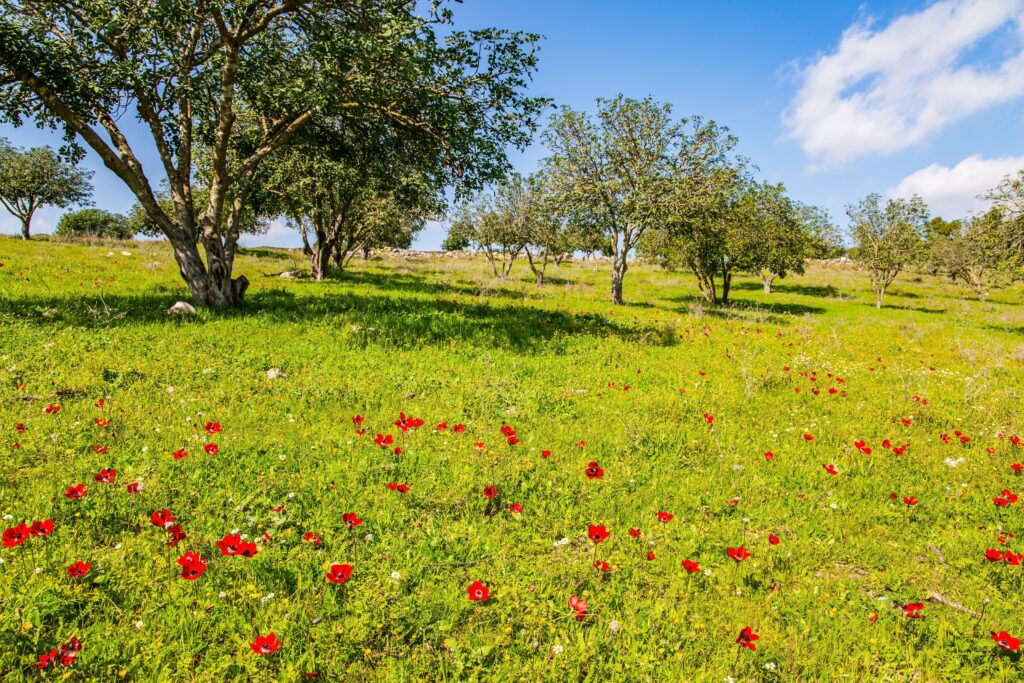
<box><xmin>1</xmin><ymin>236</ymin><xmax>1023</xmax><ymax>681</ymax></box>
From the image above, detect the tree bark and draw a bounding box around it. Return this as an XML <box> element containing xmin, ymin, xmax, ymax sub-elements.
<box><xmin>761</xmin><ymin>273</ymin><xmax>775</xmax><ymax>294</ymax></box>
<box><xmin>721</xmin><ymin>269</ymin><xmax>732</xmax><ymax>306</ymax></box>
<box><xmin>20</xmin><ymin>218</ymin><xmax>31</xmax><ymax>240</ymax></box>
<box><xmin>611</xmin><ymin>255</ymin><xmax>627</xmax><ymax>305</ymax></box>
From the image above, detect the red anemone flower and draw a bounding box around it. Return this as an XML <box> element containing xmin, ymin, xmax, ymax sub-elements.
<box><xmin>769</xmin><ymin>533</ymin><xmax>781</xmax><ymax>545</ymax></box>
<box><xmin>727</xmin><ymin>546</ymin><xmax>752</xmax><ymax>562</ymax></box>
<box><xmin>165</xmin><ymin>525</ymin><xmax>187</xmax><ymax>546</ymax></box>
<box><xmin>594</xmin><ymin>559</ymin><xmax>611</xmax><ymax>571</ymax></box>
<box><xmin>30</xmin><ymin>519</ymin><xmax>54</xmax><ymax>537</ymax></box>
<box><xmin>352</xmin><ymin>415</ymin><xmax>364</xmax><ymax>426</ymax></box>
<box><xmin>326</xmin><ymin>563</ymin><xmax>353</xmax><ymax>584</ymax></box>
<box><xmin>342</xmin><ymin>512</ymin><xmax>362</xmax><ymax>528</ymax></box>
<box><xmin>823</xmin><ymin>463</ymin><xmax>838</xmax><ymax>476</ymax></box>
<box><xmin>629</xmin><ymin>528</ymin><xmax>642</xmax><ymax>538</ymax></box>
<box><xmin>467</xmin><ymin>580</ymin><xmax>489</xmax><ymax>601</ymax></box>
<box><xmin>903</xmin><ymin>496</ymin><xmax>918</xmax><ymax>506</ymax></box>
<box><xmin>703</xmin><ymin>413</ymin><xmax>714</xmax><ymax>425</ymax></box>
<box><xmin>902</xmin><ymin>602</ymin><xmax>924</xmax><ymax>618</ymax></box>
<box><xmin>541</xmin><ymin>450</ymin><xmax>551</xmax><ymax>459</ymax></box>
<box><xmin>94</xmin><ymin>468</ymin><xmax>116</xmax><ymax>484</ymax></box>
<box><xmin>646</xmin><ymin>551</ymin><xmax>656</xmax><ymax>561</ymax></box>
<box><xmin>304</xmin><ymin>532</ymin><xmax>322</xmax><ymax>545</ymax></box>
<box><xmin>67</xmin><ymin>561</ymin><xmax>91</xmax><ymax>577</ymax></box>
<box><xmin>64</xmin><ymin>484</ymin><xmax>87</xmax><ymax>499</ymax></box>
<box><xmin>508</xmin><ymin>502</ymin><xmax>523</xmax><ymax>513</ymax></box>
<box><xmin>682</xmin><ymin>559</ymin><xmax>701</xmax><ymax>573</ymax></box>
<box><xmin>126</xmin><ymin>481</ymin><xmax>143</xmax><ymax>494</ymax></box>
<box><xmin>374</xmin><ymin>433</ymin><xmax>394</xmax><ymax>449</ymax></box>
<box><xmin>991</xmin><ymin>631</ymin><xmax>1021</xmax><ymax>652</ymax></box>
<box><xmin>2</xmin><ymin>522</ymin><xmax>30</xmax><ymax>547</ymax></box>
<box><xmin>172</xmin><ymin>449</ymin><xmax>188</xmax><ymax>460</ymax></box>
<box><xmin>657</xmin><ymin>511</ymin><xmax>673</xmax><ymax>523</ymax></box>
<box><xmin>764</xmin><ymin>451</ymin><xmax>775</xmax><ymax>461</ymax></box>
<box><xmin>453</xmin><ymin>424</ymin><xmax>465</xmax><ymax>434</ymax></box>
<box><xmin>250</xmin><ymin>632</ymin><xmax>281</xmax><ymax>655</ymax></box>
<box><xmin>803</xmin><ymin>433</ymin><xmax>814</xmax><ymax>441</ymax></box>
<box><xmin>204</xmin><ymin>443</ymin><xmax>219</xmax><ymax>456</ymax></box>
<box><xmin>36</xmin><ymin>649</ymin><xmax>58</xmax><ymax>669</ymax></box>
<box><xmin>150</xmin><ymin>509</ymin><xmax>175</xmax><ymax>528</ymax></box>
<box><xmin>396</xmin><ymin>484</ymin><xmax>409</xmax><ymax>494</ymax></box>
<box><xmin>204</xmin><ymin>421</ymin><xmax>221</xmax><ymax>434</ymax></box>
<box><xmin>736</xmin><ymin>626</ymin><xmax>760</xmax><ymax>651</ymax></box>
<box><xmin>177</xmin><ymin>552</ymin><xmax>207</xmax><ymax>580</ymax></box>
<box><xmin>216</xmin><ymin>534</ymin><xmax>244</xmax><ymax>556</ymax></box>
<box><xmin>569</xmin><ymin>595</ymin><xmax>588</xmax><ymax>621</ymax></box>
<box><xmin>437</xmin><ymin>422</ymin><xmax>448</xmax><ymax>431</ymax></box>
<box><xmin>585</xmin><ymin>461</ymin><xmax>604</xmax><ymax>479</ymax></box>
<box><xmin>483</xmin><ymin>485</ymin><xmax>497</xmax><ymax>499</ymax></box>
<box><xmin>44</xmin><ymin>404</ymin><xmax>61</xmax><ymax>414</ymax></box>
<box><xmin>588</xmin><ymin>524</ymin><xmax>609</xmax><ymax>543</ymax></box>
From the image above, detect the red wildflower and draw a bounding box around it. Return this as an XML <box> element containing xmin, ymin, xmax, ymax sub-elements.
<box><xmin>57</xmin><ymin>637</ymin><xmax>81</xmax><ymax>667</ymax></box>
<box><xmin>1011</xmin><ymin>463</ymin><xmax>1022</xmax><ymax>473</ymax></box>
<box><xmin>150</xmin><ymin>509</ymin><xmax>175</xmax><ymax>527</ymax></box>
<box><xmin>869</xmin><ymin>612</ymin><xmax>878</xmax><ymax>623</ymax></box>
<box><xmin>736</xmin><ymin>626</ymin><xmax>760</xmax><ymax>651</ymax></box>
<box><xmin>204</xmin><ymin>421</ymin><xmax>221</xmax><ymax>434</ymax></box>
<box><xmin>508</xmin><ymin>502</ymin><xmax>523</xmax><ymax>513</ymax></box>
<box><xmin>250</xmin><ymin>633</ymin><xmax>281</xmax><ymax>655</ymax></box>
<box><xmin>541</xmin><ymin>450</ymin><xmax>551</xmax><ymax>459</ymax></box>
<box><xmin>903</xmin><ymin>496</ymin><xmax>918</xmax><ymax>506</ymax></box>
<box><xmin>473</xmin><ymin>441</ymin><xmax>485</xmax><ymax>450</ymax></box>
<box><xmin>216</xmin><ymin>534</ymin><xmax>245</xmax><ymax>556</ymax></box>
<box><xmin>352</xmin><ymin>415</ymin><xmax>364</xmax><ymax>426</ymax></box>
<box><xmin>126</xmin><ymin>481</ymin><xmax>143</xmax><ymax>494</ymax></box>
<box><xmin>36</xmin><ymin>649</ymin><xmax>58</xmax><ymax>669</ymax></box>
<box><xmin>803</xmin><ymin>433</ymin><xmax>814</xmax><ymax>441</ymax></box>
<box><xmin>437</xmin><ymin>422</ymin><xmax>448</xmax><ymax>431</ymax></box>
<box><xmin>342</xmin><ymin>512</ymin><xmax>362</xmax><ymax>528</ymax></box>
<box><xmin>94</xmin><ymin>468</ymin><xmax>116</xmax><ymax>484</ymax></box>
<box><xmin>165</xmin><ymin>525</ymin><xmax>187</xmax><ymax>546</ymax></box>
<box><xmin>483</xmin><ymin>485</ymin><xmax>497</xmax><ymax>499</ymax></box>
<box><xmin>569</xmin><ymin>594</ymin><xmax>588</xmax><ymax>621</ymax></box>
<box><xmin>67</xmin><ymin>561</ymin><xmax>91</xmax><ymax>577</ymax></box>
<box><xmin>657</xmin><ymin>511</ymin><xmax>673</xmax><ymax>523</ymax></box>
<box><xmin>902</xmin><ymin>602</ymin><xmax>924</xmax><ymax>618</ymax></box>
<box><xmin>394</xmin><ymin>412</ymin><xmax>424</xmax><ymax>432</ymax></box>
<box><xmin>764</xmin><ymin>451</ymin><xmax>775</xmax><ymax>461</ymax></box>
<box><xmin>326</xmin><ymin>563</ymin><xmax>353</xmax><ymax>584</ymax></box>
<box><xmin>629</xmin><ymin>528</ymin><xmax>642</xmax><ymax>538</ymax></box>
<box><xmin>769</xmin><ymin>533</ymin><xmax>780</xmax><ymax>545</ymax></box>
<box><xmin>682</xmin><ymin>559</ymin><xmax>701</xmax><ymax>573</ymax></box>
<box><xmin>823</xmin><ymin>463</ymin><xmax>838</xmax><ymax>476</ymax></box>
<box><xmin>986</xmin><ymin>548</ymin><xmax>1004</xmax><ymax>561</ymax></box>
<box><xmin>172</xmin><ymin>449</ymin><xmax>188</xmax><ymax>460</ymax></box>
<box><xmin>585</xmin><ymin>461</ymin><xmax>604</xmax><ymax>479</ymax></box>
<box><xmin>453</xmin><ymin>424</ymin><xmax>465</xmax><ymax>434</ymax></box>
<box><xmin>991</xmin><ymin>631</ymin><xmax>1021</xmax><ymax>652</ymax></box>
<box><xmin>587</xmin><ymin>524</ymin><xmax>611</xmax><ymax>544</ymax></box>
<box><xmin>467</xmin><ymin>580</ymin><xmax>489</xmax><ymax>601</ymax></box>
<box><xmin>594</xmin><ymin>560</ymin><xmax>611</xmax><ymax>571</ymax></box>
<box><xmin>64</xmin><ymin>484</ymin><xmax>87</xmax><ymax>499</ymax></box>
<box><xmin>396</xmin><ymin>484</ymin><xmax>410</xmax><ymax>494</ymax></box>
<box><xmin>177</xmin><ymin>551</ymin><xmax>207</xmax><ymax>580</ymax></box>
<box><xmin>727</xmin><ymin>545</ymin><xmax>751</xmax><ymax>562</ymax></box>
<box><xmin>15</xmin><ymin>423</ymin><xmax>25</xmax><ymax>434</ymax></box>
<box><xmin>44</xmin><ymin>404</ymin><xmax>61</xmax><ymax>414</ymax></box>
<box><xmin>646</xmin><ymin>551</ymin><xmax>656</xmax><ymax>561</ymax></box>
<box><xmin>304</xmin><ymin>532</ymin><xmax>322</xmax><ymax>545</ymax></box>
<box><xmin>703</xmin><ymin>413</ymin><xmax>714</xmax><ymax>425</ymax></box>
<box><xmin>374</xmin><ymin>434</ymin><xmax>393</xmax><ymax>448</ymax></box>
<box><xmin>204</xmin><ymin>443</ymin><xmax>219</xmax><ymax>456</ymax></box>
<box><xmin>2</xmin><ymin>522</ymin><xmax>30</xmax><ymax>547</ymax></box>
<box><xmin>30</xmin><ymin>519</ymin><xmax>54</xmax><ymax>537</ymax></box>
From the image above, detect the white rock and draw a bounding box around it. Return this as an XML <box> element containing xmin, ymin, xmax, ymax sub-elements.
<box><xmin>267</xmin><ymin>368</ymin><xmax>287</xmax><ymax>380</ymax></box>
<box><xmin>166</xmin><ymin>301</ymin><xmax>196</xmax><ymax>316</ymax></box>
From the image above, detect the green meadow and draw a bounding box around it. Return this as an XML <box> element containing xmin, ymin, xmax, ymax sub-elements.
<box><xmin>2</xmin><ymin>236</ymin><xmax>1024</xmax><ymax>681</ymax></box>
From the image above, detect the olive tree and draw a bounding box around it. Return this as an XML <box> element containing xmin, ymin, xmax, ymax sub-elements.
<box><xmin>0</xmin><ymin>1</ymin><xmax>545</xmax><ymax>306</ymax></box>
<box><xmin>0</xmin><ymin>139</ymin><xmax>92</xmax><ymax>238</ymax></box>
<box><xmin>847</xmin><ymin>193</ymin><xmax>929</xmax><ymax>309</ymax></box>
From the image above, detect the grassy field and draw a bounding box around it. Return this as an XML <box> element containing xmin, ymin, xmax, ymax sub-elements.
<box><xmin>1</xmin><ymin>235</ymin><xmax>1024</xmax><ymax>681</ymax></box>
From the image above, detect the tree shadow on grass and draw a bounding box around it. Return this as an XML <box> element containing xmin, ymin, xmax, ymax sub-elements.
<box><xmin>872</xmin><ymin>303</ymin><xmax>948</xmax><ymax>314</ymax></box>
<box><xmin>0</xmin><ymin>275</ymin><xmax>678</xmax><ymax>353</ymax></box>
<box><xmin>667</xmin><ymin>295</ymin><xmax>826</xmax><ymax>319</ymax></box>
<box><xmin>730</xmin><ymin>281</ymin><xmax>845</xmax><ymax>299</ymax></box>
<box><xmin>329</xmin><ymin>268</ymin><xmax>528</xmax><ymax>301</ymax></box>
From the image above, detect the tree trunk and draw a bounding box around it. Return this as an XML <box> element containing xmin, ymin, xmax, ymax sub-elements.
<box><xmin>762</xmin><ymin>273</ymin><xmax>775</xmax><ymax>294</ymax></box>
<box><xmin>721</xmin><ymin>270</ymin><xmax>732</xmax><ymax>306</ymax></box>
<box><xmin>20</xmin><ymin>218</ymin><xmax>31</xmax><ymax>240</ymax></box>
<box><xmin>875</xmin><ymin>288</ymin><xmax>884</xmax><ymax>309</ymax></box>
<box><xmin>309</xmin><ymin>243</ymin><xmax>332</xmax><ymax>281</ymax></box>
<box><xmin>168</xmin><ymin>235</ymin><xmax>248</xmax><ymax>307</ymax></box>
<box><xmin>362</xmin><ymin>245</ymin><xmax>370</xmax><ymax>259</ymax></box>
<box><xmin>611</xmin><ymin>255</ymin><xmax>627</xmax><ymax>305</ymax></box>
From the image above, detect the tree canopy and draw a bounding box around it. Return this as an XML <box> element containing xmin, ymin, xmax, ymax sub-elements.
<box><xmin>0</xmin><ymin>138</ymin><xmax>92</xmax><ymax>238</ymax></box>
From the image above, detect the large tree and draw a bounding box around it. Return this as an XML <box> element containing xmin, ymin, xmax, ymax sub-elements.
<box><xmin>544</xmin><ymin>96</ymin><xmax>738</xmax><ymax>304</ymax></box>
<box><xmin>931</xmin><ymin>209</ymin><xmax>1010</xmax><ymax>302</ymax></box>
<box><xmin>987</xmin><ymin>169</ymin><xmax>1024</xmax><ymax>270</ymax></box>
<box><xmin>0</xmin><ymin>139</ymin><xmax>92</xmax><ymax>238</ymax></box>
<box><xmin>847</xmin><ymin>193</ymin><xmax>929</xmax><ymax>309</ymax></box>
<box><xmin>0</xmin><ymin>1</ymin><xmax>545</xmax><ymax>306</ymax></box>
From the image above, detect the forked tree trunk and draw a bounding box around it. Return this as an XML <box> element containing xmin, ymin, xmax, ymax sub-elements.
<box><xmin>170</xmin><ymin>234</ymin><xmax>249</xmax><ymax>307</ymax></box>
<box><xmin>761</xmin><ymin>273</ymin><xmax>775</xmax><ymax>294</ymax></box>
<box><xmin>309</xmin><ymin>242</ymin><xmax>333</xmax><ymax>281</ymax></box>
<box><xmin>20</xmin><ymin>217</ymin><xmax>32</xmax><ymax>240</ymax></box>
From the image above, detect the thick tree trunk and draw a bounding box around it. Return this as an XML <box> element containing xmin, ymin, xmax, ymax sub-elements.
<box><xmin>20</xmin><ymin>218</ymin><xmax>31</xmax><ymax>240</ymax></box>
<box><xmin>169</xmin><ymin>234</ymin><xmax>248</xmax><ymax>307</ymax></box>
<box><xmin>611</xmin><ymin>255</ymin><xmax>627</xmax><ymax>305</ymax></box>
<box><xmin>762</xmin><ymin>274</ymin><xmax>775</xmax><ymax>294</ymax></box>
<box><xmin>309</xmin><ymin>244</ymin><xmax>332</xmax><ymax>281</ymax></box>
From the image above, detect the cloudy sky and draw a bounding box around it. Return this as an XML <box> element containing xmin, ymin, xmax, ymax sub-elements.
<box><xmin>2</xmin><ymin>0</ymin><xmax>1023</xmax><ymax>248</ymax></box>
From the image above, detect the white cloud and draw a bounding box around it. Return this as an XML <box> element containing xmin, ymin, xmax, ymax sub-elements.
<box><xmin>784</xmin><ymin>0</ymin><xmax>1024</xmax><ymax>167</ymax></box>
<box><xmin>888</xmin><ymin>154</ymin><xmax>1024</xmax><ymax>216</ymax></box>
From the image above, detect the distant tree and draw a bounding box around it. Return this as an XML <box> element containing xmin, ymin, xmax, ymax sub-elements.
<box><xmin>932</xmin><ymin>209</ymin><xmax>1012</xmax><ymax>302</ymax></box>
<box><xmin>0</xmin><ymin>139</ymin><xmax>92</xmax><ymax>239</ymax></box>
<box><xmin>986</xmin><ymin>169</ymin><xmax>1024</xmax><ymax>270</ymax></box>
<box><xmin>522</xmin><ymin>174</ymin><xmax>574</xmax><ymax>285</ymax></box>
<box><xmin>847</xmin><ymin>193</ymin><xmax>929</xmax><ymax>309</ymax></box>
<box><xmin>56</xmin><ymin>208</ymin><xmax>131</xmax><ymax>239</ymax></box>
<box><xmin>445</xmin><ymin>191</ymin><xmax>526</xmax><ymax>278</ymax></box>
<box><xmin>544</xmin><ymin>95</ymin><xmax>739</xmax><ymax>304</ymax></box>
<box><xmin>0</xmin><ymin>2</ymin><xmax>545</xmax><ymax>306</ymax></box>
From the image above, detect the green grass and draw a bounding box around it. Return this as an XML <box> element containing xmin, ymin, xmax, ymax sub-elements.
<box><xmin>1</xmin><ymin>235</ymin><xmax>1024</xmax><ymax>681</ymax></box>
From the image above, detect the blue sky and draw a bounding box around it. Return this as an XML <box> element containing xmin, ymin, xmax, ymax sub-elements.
<box><xmin>3</xmin><ymin>0</ymin><xmax>1023</xmax><ymax>248</ymax></box>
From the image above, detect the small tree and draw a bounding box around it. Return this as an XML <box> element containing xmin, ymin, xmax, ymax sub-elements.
<box><xmin>932</xmin><ymin>209</ymin><xmax>1010</xmax><ymax>301</ymax></box>
<box><xmin>56</xmin><ymin>208</ymin><xmax>131</xmax><ymax>239</ymax></box>
<box><xmin>847</xmin><ymin>193</ymin><xmax>929</xmax><ymax>308</ymax></box>
<box><xmin>544</xmin><ymin>96</ymin><xmax>738</xmax><ymax>304</ymax></box>
<box><xmin>444</xmin><ymin>181</ymin><xmax>531</xmax><ymax>279</ymax></box>
<box><xmin>986</xmin><ymin>169</ymin><xmax>1024</xmax><ymax>270</ymax></box>
<box><xmin>0</xmin><ymin>139</ymin><xmax>92</xmax><ymax>239</ymax></box>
